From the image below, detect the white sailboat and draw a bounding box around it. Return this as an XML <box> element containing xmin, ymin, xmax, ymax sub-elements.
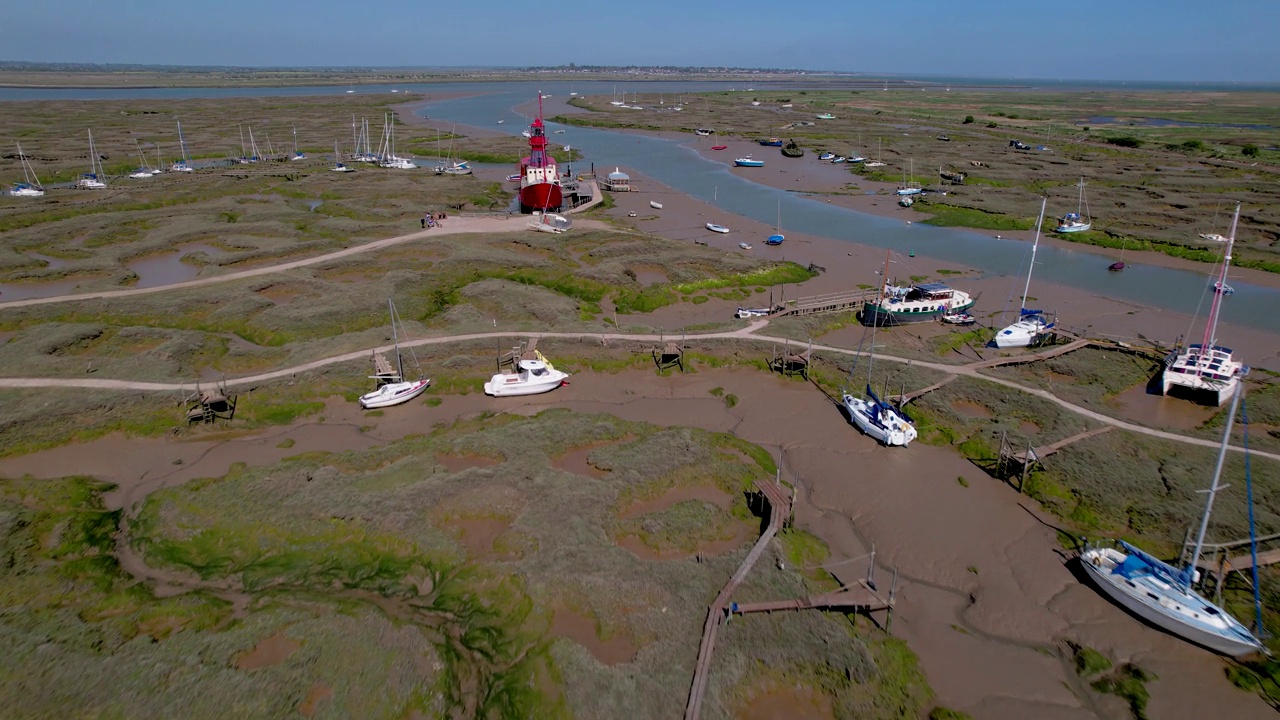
<box><xmin>765</xmin><ymin>199</ymin><xmax>784</xmax><ymax>245</ymax></box>
<box><xmin>291</xmin><ymin>126</ymin><xmax>306</xmax><ymax>161</ymax></box>
<box><xmin>995</xmin><ymin>198</ymin><xmax>1055</xmax><ymax>348</ymax></box>
<box><xmin>484</xmin><ymin>350</ymin><xmax>569</xmax><ymax>397</ymax></box>
<box><xmin>1162</xmin><ymin>204</ymin><xmax>1245</xmax><ymax>406</ymax></box>
<box><xmin>842</xmin><ymin>251</ymin><xmax>918</xmax><ymax>447</ymax></box>
<box><xmin>864</xmin><ymin>138</ymin><xmax>886</xmax><ymax>168</ymax></box>
<box><xmin>8</xmin><ymin>142</ymin><xmax>45</xmax><ymax>197</ymax></box>
<box><xmin>895</xmin><ymin>158</ymin><xmax>922</xmax><ymax>196</ymax></box>
<box><xmin>434</xmin><ymin>125</ymin><xmax>472</xmax><ymax>175</ymax></box>
<box><xmin>77</xmin><ymin>130</ymin><xmax>107</xmax><ymax>189</ymax></box>
<box><xmin>1080</xmin><ymin>380</ymin><xmax>1264</xmax><ymax>659</ymax></box>
<box><xmin>128</xmin><ymin>140</ymin><xmax>155</xmax><ymax>179</ymax></box>
<box><xmin>171</xmin><ymin>120</ymin><xmax>194</xmax><ymax>172</ymax></box>
<box><xmin>378</xmin><ymin>114</ymin><xmax>415</xmax><ymax>169</ymax></box>
<box><xmin>1055</xmin><ymin>177</ymin><xmax>1092</xmax><ymax>233</ymax></box>
<box><xmin>331</xmin><ymin>141</ymin><xmax>354</xmax><ymax>172</ymax></box>
<box><xmin>358</xmin><ymin>299</ymin><xmax>430</xmax><ymax>409</ymax></box>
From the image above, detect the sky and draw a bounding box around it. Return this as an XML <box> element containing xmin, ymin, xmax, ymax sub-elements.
<box><xmin>3</xmin><ymin>1</ymin><xmax>1278</xmax><ymax>83</ymax></box>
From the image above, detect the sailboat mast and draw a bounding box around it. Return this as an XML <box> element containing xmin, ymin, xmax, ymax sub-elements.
<box><xmin>388</xmin><ymin>298</ymin><xmax>403</xmax><ymax>380</ymax></box>
<box><xmin>1201</xmin><ymin>203</ymin><xmax>1240</xmax><ymax>353</ymax></box>
<box><xmin>869</xmin><ymin>249</ymin><xmax>892</xmax><ymax>382</ymax></box>
<box><xmin>1020</xmin><ymin>198</ymin><xmax>1048</xmax><ymax>312</ymax></box>
<box><xmin>1186</xmin><ymin>381</ymin><xmax>1243</xmax><ymax>589</ymax></box>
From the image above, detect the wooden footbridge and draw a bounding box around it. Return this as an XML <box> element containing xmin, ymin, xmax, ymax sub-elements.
<box><xmin>1187</xmin><ymin>531</ymin><xmax>1280</xmax><ymax>605</ymax></box>
<box><xmin>684</xmin><ymin>478</ymin><xmax>894</xmax><ymax>720</ymax></box>
<box><xmin>768</xmin><ymin>289</ymin><xmax>878</xmax><ymax>319</ymax></box>
<box><xmin>998</xmin><ymin>426</ymin><xmax>1115</xmax><ymax>489</ymax></box>
<box><xmin>684</xmin><ymin>479</ymin><xmax>792</xmax><ymax>720</ymax></box>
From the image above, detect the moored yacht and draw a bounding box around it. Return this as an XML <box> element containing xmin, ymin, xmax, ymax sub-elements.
<box><xmin>1162</xmin><ymin>204</ymin><xmax>1244</xmax><ymax>406</ymax></box>
<box><xmin>1080</xmin><ymin>381</ymin><xmax>1264</xmax><ymax>659</ymax></box>
<box><xmin>995</xmin><ymin>198</ymin><xmax>1055</xmax><ymax>348</ymax></box>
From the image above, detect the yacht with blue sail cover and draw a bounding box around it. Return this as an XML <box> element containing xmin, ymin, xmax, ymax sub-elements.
<box><xmin>1080</xmin><ymin>380</ymin><xmax>1265</xmax><ymax>659</ymax></box>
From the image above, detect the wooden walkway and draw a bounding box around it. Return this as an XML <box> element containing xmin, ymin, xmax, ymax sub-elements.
<box><xmin>970</xmin><ymin>338</ymin><xmax>1091</xmax><ymax>369</ymax></box>
<box><xmin>1013</xmin><ymin>426</ymin><xmax>1114</xmax><ymax>464</ymax></box>
<box><xmin>897</xmin><ymin>375</ymin><xmax>957</xmax><ymax>405</ymax></box>
<box><xmin>729</xmin><ymin>580</ymin><xmax>891</xmax><ymax>616</ymax></box>
<box><xmin>769</xmin><ymin>289</ymin><xmax>878</xmax><ymax>319</ymax></box>
<box><xmin>684</xmin><ymin>479</ymin><xmax>792</xmax><ymax>720</ymax></box>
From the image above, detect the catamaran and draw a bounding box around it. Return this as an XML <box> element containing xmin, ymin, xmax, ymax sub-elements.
<box><xmin>1055</xmin><ymin>177</ymin><xmax>1092</xmax><ymax>233</ymax></box>
<box><xmin>8</xmin><ymin>142</ymin><xmax>45</xmax><ymax>197</ymax></box>
<box><xmin>1162</xmin><ymin>204</ymin><xmax>1244</xmax><ymax>406</ymax></box>
<box><xmin>77</xmin><ymin>130</ymin><xmax>107</xmax><ymax>189</ymax></box>
<box><xmin>1080</xmin><ymin>380</ymin><xmax>1264</xmax><ymax>659</ymax></box>
<box><xmin>358</xmin><ymin>299</ymin><xmax>430</xmax><ymax>409</ymax></box>
<box><xmin>843</xmin><ymin>251</ymin><xmax>918</xmax><ymax>447</ymax></box>
<box><xmin>995</xmin><ymin>198</ymin><xmax>1055</xmax><ymax>348</ymax></box>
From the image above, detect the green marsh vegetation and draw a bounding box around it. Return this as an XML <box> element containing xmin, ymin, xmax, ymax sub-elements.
<box><xmin>0</xmin><ymin>409</ymin><xmax>935</xmax><ymax>718</ymax></box>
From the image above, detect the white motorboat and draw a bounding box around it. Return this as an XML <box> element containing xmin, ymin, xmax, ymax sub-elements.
<box><xmin>706</xmin><ymin>223</ymin><xmax>730</xmax><ymax>234</ymax></box>
<box><xmin>735</xmin><ymin>307</ymin><xmax>771</xmax><ymax>319</ymax></box>
<box><xmin>358</xmin><ymin>299</ymin><xmax>430</xmax><ymax>409</ymax></box>
<box><xmin>738</xmin><ymin>242</ymin><xmax>752</xmax><ymax>250</ymax></box>
<box><xmin>1080</xmin><ymin>382</ymin><xmax>1264</xmax><ymax>659</ymax></box>
<box><xmin>818</xmin><ymin>152</ymin><xmax>835</xmax><ymax>161</ymax></box>
<box><xmin>1214</xmin><ymin>281</ymin><xmax>1235</xmax><ymax>295</ymax></box>
<box><xmin>995</xmin><ymin>198</ymin><xmax>1054</xmax><ymax>348</ymax></box>
<box><xmin>650</xmin><ymin>200</ymin><xmax>663</xmax><ymax>209</ymax></box>
<box><xmin>1163</xmin><ymin>205</ymin><xmax>1243</xmax><ymax>406</ymax></box>
<box><xmin>940</xmin><ymin>311</ymin><xmax>976</xmax><ymax>326</ymax></box>
<box><xmin>484</xmin><ymin>354</ymin><xmax>569</xmax><ymax>397</ymax></box>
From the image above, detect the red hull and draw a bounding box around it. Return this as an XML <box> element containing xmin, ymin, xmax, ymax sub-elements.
<box><xmin>520</xmin><ymin>183</ymin><xmax>562</xmax><ymax>212</ymax></box>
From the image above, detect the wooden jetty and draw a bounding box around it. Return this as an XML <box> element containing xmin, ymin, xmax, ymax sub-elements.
<box><xmin>1185</xmin><ymin>531</ymin><xmax>1280</xmax><ymax>605</ymax></box>
<box><xmin>685</xmin><ymin>478</ymin><xmax>792</xmax><ymax>720</ymax></box>
<box><xmin>728</xmin><ymin>579</ymin><xmax>892</xmax><ymax>617</ymax></box>
<box><xmin>896</xmin><ymin>375</ymin><xmax>957</xmax><ymax>405</ymax></box>
<box><xmin>998</xmin><ymin>426</ymin><xmax>1114</xmax><ymax>488</ymax></box>
<box><xmin>183</xmin><ymin>378</ymin><xmax>237</xmax><ymax>424</ymax></box>
<box><xmin>970</xmin><ymin>337</ymin><xmax>1090</xmax><ymax>369</ymax></box>
<box><xmin>771</xmin><ymin>338</ymin><xmax>812</xmax><ymax>378</ymax></box>
<box><xmin>769</xmin><ymin>289</ymin><xmax>878</xmax><ymax>319</ymax></box>
<box><xmin>653</xmin><ymin>331</ymin><xmax>686</xmax><ymax>372</ymax></box>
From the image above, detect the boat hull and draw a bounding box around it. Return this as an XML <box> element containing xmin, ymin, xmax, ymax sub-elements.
<box><xmin>1056</xmin><ymin>222</ymin><xmax>1092</xmax><ymax>233</ymax></box>
<box><xmin>519</xmin><ymin>183</ymin><xmax>562</xmax><ymax>213</ymax></box>
<box><xmin>862</xmin><ymin>299</ymin><xmax>975</xmax><ymax>327</ymax></box>
<box><xmin>1080</xmin><ymin>550</ymin><xmax>1263</xmax><ymax>659</ymax></box>
<box><xmin>358</xmin><ymin>379</ymin><xmax>430</xmax><ymax>409</ymax></box>
<box><xmin>484</xmin><ymin>370</ymin><xmax>569</xmax><ymax>397</ymax></box>
<box><xmin>842</xmin><ymin>394</ymin><xmax>916</xmax><ymax>447</ymax></box>
<box><xmin>994</xmin><ymin>318</ymin><xmax>1053</xmax><ymax>348</ymax></box>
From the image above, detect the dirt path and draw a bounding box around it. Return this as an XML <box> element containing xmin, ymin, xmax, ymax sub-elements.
<box><xmin>1</xmin><ymin>321</ymin><xmax>1274</xmax><ymax>463</ymax></box>
<box><xmin>0</xmin><ymin>214</ymin><xmax>608</xmax><ymax>310</ymax></box>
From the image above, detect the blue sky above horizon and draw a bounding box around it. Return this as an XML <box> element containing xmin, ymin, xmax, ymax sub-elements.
<box><xmin>3</xmin><ymin>1</ymin><xmax>1278</xmax><ymax>83</ymax></box>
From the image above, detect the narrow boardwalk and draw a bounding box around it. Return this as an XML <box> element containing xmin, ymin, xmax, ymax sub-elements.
<box><xmin>729</xmin><ymin>581</ymin><xmax>890</xmax><ymax>616</ymax></box>
<box><xmin>684</xmin><ymin>479</ymin><xmax>792</xmax><ymax>720</ymax></box>
<box><xmin>970</xmin><ymin>338</ymin><xmax>1091</xmax><ymax>369</ymax></box>
<box><xmin>897</xmin><ymin>375</ymin><xmax>957</xmax><ymax>405</ymax></box>
<box><xmin>769</xmin><ymin>289</ymin><xmax>877</xmax><ymax>318</ymax></box>
<box><xmin>1014</xmin><ymin>426</ymin><xmax>1115</xmax><ymax>463</ymax></box>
